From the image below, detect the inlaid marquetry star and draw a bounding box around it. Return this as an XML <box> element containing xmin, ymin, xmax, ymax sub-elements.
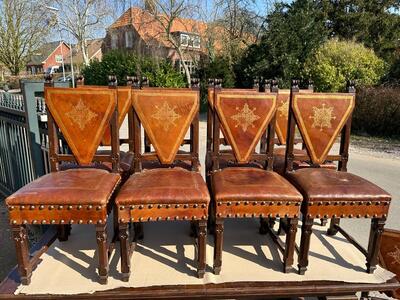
<box><xmin>231</xmin><ymin>103</ymin><xmax>260</xmax><ymax>132</ymax></box>
<box><xmin>66</xmin><ymin>99</ymin><xmax>97</xmax><ymax>130</ymax></box>
<box><xmin>151</xmin><ymin>101</ymin><xmax>181</xmax><ymax>131</ymax></box>
<box><xmin>277</xmin><ymin>100</ymin><xmax>289</xmax><ymax>117</ymax></box>
<box><xmin>388</xmin><ymin>245</ymin><xmax>400</xmax><ymax>265</ymax></box>
<box><xmin>309</xmin><ymin>103</ymin><xmax>336</xmax><ymax>131</ymax></box>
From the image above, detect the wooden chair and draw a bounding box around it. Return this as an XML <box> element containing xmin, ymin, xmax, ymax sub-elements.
<box><xmin>210</xmin><ymin>87</ymin><xmax>303</xmax><ymax>274</ymax></box>
<box><xmin>6</xmin><ymin>84</ymin><xmax>121</xmax><ymax>284</ymax></box>
<box><xmin>284</xmin><ymin>80</ymin><xmax>391</xmax><ymax>275</ymax></box>
<box><xmin>72</xmin><ymin>75</ymin><xmax>135</xmax><ymax>181</ymax></box>
<box><xmin>115</xmin><ymin>87</ymin><xmax>210</xmax><ymax>281</ymax></box>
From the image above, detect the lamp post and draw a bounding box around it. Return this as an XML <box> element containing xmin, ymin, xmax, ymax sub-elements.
<box><xmin>45</xmin><ymin>6</ymin><xmax>75</xmax><ymax>86</ymax></box>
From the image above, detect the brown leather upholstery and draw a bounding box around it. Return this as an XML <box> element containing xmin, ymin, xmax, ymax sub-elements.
<box><xmin>273</xmin><ymin>148</ymin><xmax>336</xmax><ymax>175</ymax></box>
<box><xmin>286</xmin><ymin>168</ymin><xmax>391</xmax><ymax>203</ymax></box>
<box><xmin>6</xmin><ymin>169</ymin><xmax>121</xmax><ymax>206</ymax></box>
<box><xmin>116</xmin><ymin>168</ymin><xmax>210</xmax><ymax>206</ymax></box>
<box><xmin>212</xmin><ymin>167</ymin><xmax>302</xmax><ymax>203</ymax></box>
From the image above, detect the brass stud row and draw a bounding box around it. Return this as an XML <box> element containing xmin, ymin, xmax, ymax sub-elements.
<box><xmin>10</xmin><ymin>205</ymin><xmax>104</xmax><ymax>211</ymax></box>
<box><xmin>219</xmin><ymin>201</ymin><xmax>299</xmax><ymax>207</ymax></box>
<box><xmin>119</xmin><ymin>215</ymin><xmax>206</xmax><ymax>222</ymax></box>
<box><xmin>218</xmin><ymin>213</ymin><xmax>297</xmax><ymax>218</ymax></box>
<box><xmin>309</xmin><ymin>201</ymin><xmax>390</xmax><ymax>206</ymax></box>
<box><xmin>119</xmin><ymin>204</ymin><xmax>207</xmax><ymax>210</ymax></box>
<box><xmin>11</xmin><ymin>219</ymin><xmax>107</xmax><ymax>225</ymax></box>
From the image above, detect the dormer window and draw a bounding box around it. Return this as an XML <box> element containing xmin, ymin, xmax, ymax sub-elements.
<box><xmin>180</xmin><ymin>34</ymin><xmax>189</xmax><ymax>46</ymax></box>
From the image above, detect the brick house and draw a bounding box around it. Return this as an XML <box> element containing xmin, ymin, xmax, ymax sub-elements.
<box><xmin>69</xmin><ymin>39</ymin><xmax>104</xmax><ymax>73</ymax></box>
<box><xmin>103</xmin><ymin>6</ymin><xmax>210</xmax><ymax>75</ymax></box>
<box><xmin>26</xmin><ymin>41</ymin><xmax>70</xmax><ymax>74</ymax></box>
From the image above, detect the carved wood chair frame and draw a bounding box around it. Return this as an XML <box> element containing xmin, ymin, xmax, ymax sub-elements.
<box><xmin>116</xmin><ymin>85</ymin><xmax>209</xmax><ymax>280</ymax></box>
<box><xmin>209</xmin><ymin>86</ymin><xmax>302</xmax><ymax>274</ymax></box>
<box><xmin>7</xmin><ymin>76</ymin><xmax>121</xmax><ymax>285</ymax></box>
<box><xmin>285</xmin><ymin>80</ymin><xmax>389</xmax><ymax>275</ymax></box>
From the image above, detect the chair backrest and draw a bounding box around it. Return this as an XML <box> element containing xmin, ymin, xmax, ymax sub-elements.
<box><xmin>275</xmin><ymin>85</ymin><xmax>313</xmax><ymax>145</ymax></box>
<box><xmin>76</xmin><ymin>77</ymin><xmax>133</xmax><ymax>147</ymax></box>
<box><xmin>285</xmin><ymin>80</ymin><xmax>356</xmax><ymax>172</ymax></box>
<box><xmin>211</xmin><ymin>88</ymin><xmax>277</xmax><ymax>170</ymax></box>
<box><xmin>44</xmin><ymin>85</ymin><xmax>119</xmax><ymax>172</ymax></box>
<box><xmin>132</xmin><ymin>87</ymin><xmax>200</xmax><ymax>171</ymax></box>
<box><xmin>206</xmin><ymin>79</ymin><xmax>261</xmax><ymax>153</ymax></box>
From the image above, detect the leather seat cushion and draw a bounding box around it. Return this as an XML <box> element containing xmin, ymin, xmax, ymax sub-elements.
<box><xmin>273</xmin><ymin>148</ymin><xmax>336</xmax><ymax>175</ymax></box>
<box><xmin>116</xmin><ymin>167</ymin><xmax>210</xmax><ymax>205</ymax></box>
<box><xmin>211</xmin><ymin>167</ymin><xmax>302</xmax><ymax>202</ymax></box>
<box><xmin>286</xmin><ymin>168</ymin><xmax>391</xmax><ymax>202</ymax></box>
<box><xmin>59</xmin><ymin>151</ymin><xmax>134</xmax><ymax>174</ymax></box>
<box><xmin>6</xmin><ymin>169</ymin><xmax>121</xmax><ymax>205</ymax></box>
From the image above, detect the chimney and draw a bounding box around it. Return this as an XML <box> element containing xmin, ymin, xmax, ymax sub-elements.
<box><xmin>144</xmin><ymin>0</ymin><xmax>156</xmax><ymax>14</ymax></box>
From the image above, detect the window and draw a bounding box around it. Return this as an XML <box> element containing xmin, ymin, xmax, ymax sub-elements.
<box><xmin>180</xmin><ymin>34</ymin><xmax>189</xmax><ymax>46</ymax></box>
<box><xmin>55</xmin><ymin>54</ymin><xmax>63</xmax><ymax>63</ymax></box>
<box><xmin>192</xmin><ymin>36</ymin><xmax>201</xmax><ymax>49</ymax></box>
<box><xmin>111</xmin><ymin>33</ymin><xmax>118</xmax><ymax>49</ymax></box>
<box><xmin>125</xmin><ymin>31</ymin><xmax>133</xmax><ymax>48</ymax></box>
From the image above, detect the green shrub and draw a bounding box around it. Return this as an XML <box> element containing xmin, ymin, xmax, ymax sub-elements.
<box><xmin>352</xmin><ymin>85</ymin><xmax>400</xmax><ymax>137</ymax></box>
<box><xmin>305</xmin><ymin>40</ymin><xmax>386</xmax><ymax>92</ymax></box>
<box><xmin>82</xmin><ymin>50</ymin><xmax>185</xmax><ymax>88</ymax></box>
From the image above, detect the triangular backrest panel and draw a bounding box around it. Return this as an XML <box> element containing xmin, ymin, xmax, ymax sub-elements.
<box><xmin>215</xmin><ymin>92</ymin><xmax>277</xmax><ymax>163</ymax></box>
<box><xmin>275</xmin><ymin>90</ymin><xmax>290</xmax><ymax>145</ymax></box>
<box><xmin>45</xmin><ymin>88</ymin><xmax>117</xmax><ymax>165</ymax></box>
<box><xmin>292</xmin><ymin>92</ymin><xmax>355</xmax><ymax>164</ymax></box>
<box><xmin>77</xmin><ymin>85</ymin><xmax>132</xmax><ymax>145</ymax></box>
<box><xmin>132</xmin><ymin>89</ymin><xmax>199</xmax><ymax>164</ymax></box>
<box><xmin>102</xmin><ymin>88</ymin><xmax>132</xmax><ymax>145</ymax></box>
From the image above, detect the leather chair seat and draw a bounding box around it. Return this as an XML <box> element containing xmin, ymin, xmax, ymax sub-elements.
<box><xmin>273</xmin><ymin>148</ymin><xmax>336</xmax><ymax>175</ymax></box>
<box><xmin>286</xmin><ymin>168</ymin><xmax>391</xmax><ymax>203</ymax></box>
<box><xmin>116</xmin><ymin>167</ymin><xmax>210</xmax><ymax>206</ymax></box>
<box><xmin>6</xmin><ymin>169</ymin><xmax>121</xmax><ymax>206</ymax></box>
<box><xmin>211</xmin><ymin>167</ymin><xmax>302</xmax><ymax>203</ymax></box>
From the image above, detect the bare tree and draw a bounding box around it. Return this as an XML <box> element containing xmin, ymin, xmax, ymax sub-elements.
<box><xmin>0</xmin><ymin>0</ymin><xmax>48</xmax><ymax>75</ymax></box>
<box><xmin>148</xmin><ymin>0</ymin><xmax>202</xmax><ymax>85</ymax></box>
<box><xmin>51</xmin><ymin>0</ymin><xmax>112</xmax><ymax>65</ymax></box>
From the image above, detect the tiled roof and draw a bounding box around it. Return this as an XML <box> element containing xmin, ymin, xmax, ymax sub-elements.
<box><xmin>109</xmin><ymin>7</ymin><xmax>208</xmax><ymax>48</ymax></box>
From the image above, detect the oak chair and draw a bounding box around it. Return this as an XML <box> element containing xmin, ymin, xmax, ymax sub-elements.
<box><xmin>209</xmin><ymin>87</ymin><xmax>303</xmax><ymax>274</ymax></box>
<box><xmin>6</xmin><ymin>84</ymin><xmax>121</xmax><ymax>284</ymax></box>
<box><xmin>285</xmin><ymin>80</ymin><xmax>391</xmax><ymax>275</ymax></box>
<box><xmin>115</xmin><ymin>87</ymin><xmax>210</xmax><ymax>281</ymax></box>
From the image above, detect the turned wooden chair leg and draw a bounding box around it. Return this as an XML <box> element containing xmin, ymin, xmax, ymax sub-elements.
<box><xmin>366</xmin><ymin>217</ymin><xmax>385</xmax><ymax>273</ymax></box>
<box><xmin>213</xmin><ymin>218</ymin><xmax>224</xmax><ymax>275</ymax></box>
<box><xmin>119</xmin><ymin>223</ymin><xmax>130</xmax><ymax>281</ymax></box>
<box><xmin>96</xmin><ymin>224</ymin><xmax>109</xmax><ymax>284</ymax></box>
<box><xmin>320</xmin><ymin>218</ymin><xmax>328</xmax><ymax>226</ymax></box>
<box><xmin>327</xmin><ymin>217</ymin><xmax>340</xmax><ymax>236</ymax></box>
<box><xmin>113</xmin><ymin>208</ymin><xmax>119</xmax><ymax>241</ymax></box>
<box><xmin>197</xmin><ymin>220</ymin><xmax>207</xmax><ymax>278</ymax></box>
<box><xmin>57</xmin><ymin>224</ymin><xmax>71</xmax><ymax>242</ymax></box>
<box><xmin>283</xmin><ymin>218</ymin><xmax>298</xmax><ymax>273</ymax></box>
<box><xmin>12</xmin><ymin>225</ymin><xmax>32</xmax><ymax>285</ymax></box>
<box><xmin>298</xmin><ymin>216</ymin><xmax>314</xmax><ymax>275</ymax></box>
